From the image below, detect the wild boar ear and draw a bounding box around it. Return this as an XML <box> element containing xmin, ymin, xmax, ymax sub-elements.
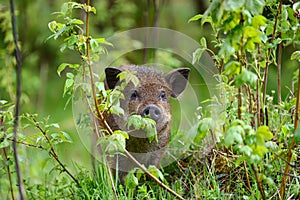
<box><xmin>105</xmin><ymin>67</ymin><xmax>123</xmax><ymax>89</ymax></box>
<box><xmin>165</xmin><ymin>68</ymin><xmax>190</xmax><ymax>98</ymax></box>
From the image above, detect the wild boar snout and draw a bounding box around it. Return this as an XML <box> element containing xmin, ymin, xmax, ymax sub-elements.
<box><xmin>141</xmin><ymin>104</ymin><xmax>162</xmax><ymax>122</ymax></box>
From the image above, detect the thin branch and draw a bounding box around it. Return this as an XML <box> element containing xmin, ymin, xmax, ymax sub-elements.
<box><xmin>29</xmin><ymin>115</ymin><xmax>80</xmax><ymax>186</ymax></box>
<box><xmin>9</xmin><ymin>0</ymin><xmax>25</xmax><ymax>198</ymax></box>
<box><xmin>84</xmin><ymin>1</ymin><xmax>118</xmax><ymax>199</ymax></box>
<box><xmin>1</xmin><ymin>112</ymin><xmax>15</xmax><ymax>200</ymax></box>
<box><xmin>279</xmin><ymin>62</ymin><xmax>299</xmax><ymax>198</ymax></box>
<box><xmin>262</xmin><ymin>0</ymin><xmax>283</xmax><ymax>107</ymax></box>
<box><xmin>3</xmin><ymin>148</ymin><xmax>15</xmax><ymax>200</ymax></box>
<box><xmin>123</xmin><ymin>150</ymin><xmax>185</xmax><ymax>200</ymax></box>
<box><xmin>251</xmin><ymin>164</ymin><xmax>266</xmax><ymax>200</ymax></box>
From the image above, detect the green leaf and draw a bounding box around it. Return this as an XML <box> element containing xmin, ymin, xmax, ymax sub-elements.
<box><xmin>245</xmin><ymin>0</ymin><xmax>265</xmax><ymax>16</ymax></box>
<box><xmin>118</xmin><ymin>70</ymin><xmax>139</xmax><ymax>87</ymax></box>
<box><xmin>225</xmin><ymin>125</ymin><xmax>244</xmax><ymax>146</ymax></box>
<box><xmin>57</xmin><ymin>63</ymin><xmax>68</xmax><ymax>76</ymax></box>
<box><xmin>252</xmin><ymin>15</ymin><xmax>266</xmax><ymax>28</ymax></box>
<box><xmin>127</xmin><ymin>115</ymin><xmax>143</xmax><ymax>130</ymax></box>
<box><xmin>98</xmin><ymin>134</ymin><xmax>126</xmax><ymax>155</ymax></box>
<box><xmin>239</xmin><ymin>145</ymin><xmax>253</xmax><ymax>156</ymax></box>
<box><xmin>188</xmin><ymin>14</ymin><xmax>203</xmax><ymax>23</ymax></box>
<box><xmin>143</xmin><ymin>117</ymin><xmax>158</xmax><ymax>143</ymax></box>
<box><xmin>294</xmin><ymin>125</ymin><xmax>300</xmax><ymax>144</ymax></box>
<box><xmin>223</xmin><ymin>0</ymin><xmax>245</xmax><ymax>11</ymax></box>
<box><xmin>200</xmin><ymin>37</ymin><xmax>207</xmax><ymax>48</ymax></box>
<box><xmin>192</xmin><ymin>48</ymin><xmax>205</xmax><ymax>64</ymax></box>
<box><xmin>196</xmin><ymin>118</ymin><xmax>212</xmax><ymax>143</ymax></box>
<box><xmin>291</xmin><ymin>51</ymin><xmax>300</xmax><ymax>62</ymax></box>
<box><xmin>256</xmin><ymin>126</ymin><xmax>273</xmax><ymax>140</ymax></box>
<box><xmin>0</xmin><ymin>138</ymin><xmax>9</xmax><ymax>148</ymax></box>
<box><xmin>66</xmin><ymin>72</ymin><xmax>74</xmax><ymax>79</ymax></box>
<box><xmin>124</xmin><ymin>172</ymin><xmax>139</xmax><ymax>189</ymax></box>
<box><xmin>235</xmin><ymin>69</ymin><xmax>257</xmax><ymax>88</ymax></box>
<box><xmin>224</xmin><ymin>61</ymin><xmax>241</xmax><ymax>75</ymax></box>
<box><xmin>148</xmin><ymin>165</ymin><xmax>164</xmax><ymax>181</ymax></box>
<box><xmin>114</xmin><ymin>130</ymin><xmax>129</xmax><ymax>139</ymax></box>
<box><xmin>95</xmin><ymin>38</ymin><xmax>113</xmax><ymax>46</ymax></box>
<box><xmin>0</xmin><ymin>100</ymin><xmax>8</xmax><ymax>105</ymax></box>
<box><xmin>63</xmin><ymin>78</ymin><xmax>74</xmax><ymax>96</ymax></box>
<box><xmin>69</xmin><ymin>19</ymin><xmax>84</xmax><ymax>25</ymax></box>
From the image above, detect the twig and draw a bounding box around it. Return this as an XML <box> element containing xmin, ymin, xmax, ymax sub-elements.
<box><xmin>0</xmin><ymin>106</ymin><xmax>15</xmax><ymax>200</ymax></box>
<box><xmin>84</xmin><ymin>1</ymin><xmax>118</xmax><ymax>199</ymax></box>
<box><xmin>9</xmin><ymin>0</ymin><xmax>26</xmax><ymax>198</ymax></box>
<box><xmin>123</xmin><ymin>150</ymin><xmax>185</xmax><ymax>200</ymax></box>
<box><xmin>257</xmin><ymin>44</ymin><xmax>262</xmax><ymax>126</ymax></box>
<box><xmin>29</xmin><ymin>115</ymin><xmax>80</xmax><ymax>186</ymax></box>
<box><xmin>279</xmin><ymin>62</ymin><xmax>299</xmax><ymax>198</ymax></box>
<box><xmin>3</xmin><ymin>148</ymin><xmax>15</xmax><ymax>200</ymax></box>
<box><xmin>277</xmin><ymin>1</ymin><xmax>283</xmax><ymax>121</ymax></box>
<box><xmin>262</xmin><ymin>0</ymin><xmax>283</xmax><ymax>108</ymax></box>
<box><xmin>251</xmin><ymin>164</ymin><xmax>266</xmax><ymax>200</ymax></box>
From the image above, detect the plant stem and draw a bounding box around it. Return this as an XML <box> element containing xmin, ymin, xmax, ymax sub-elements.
<box><xmin>262</xmin><ymin>0</ymin><xmax>282</xmax><ymax>110</ymax></box>
<box><xmin>0</xmin><ymin>107</ymin><xmax>15</xmax><ymax>200</ymax></box>
<box><xmin>251</xmin><ymin>164</ymin><xmax>266</xmax><ymax>200</ymax></box>
<box><xmin>84</xmin><ymin>1</ymin><xmax>118</xmax><ymax>199</ymax></box>
<box><xmin>9</xmin><ymin>0</ymin><xmax>25</xmax><ymax>198</ymax></box>
<box><xmin>123</xmin><ymin>150</ymin><xmax>185</xmax><ymax>200</ymax></box>
<box><xmin>29</xmin><ymin>115</ymin><xmax>80</xmax><ymax>186</ymax></box>
<box><xmin>279</xmin><ymin>62</ymin><xmax>299</xmax><ymax>198</ymax></box>
<box><xmin>3</xmin><ymin>148</ymin><xmax>15</xmax><ymax>200</ymax></box>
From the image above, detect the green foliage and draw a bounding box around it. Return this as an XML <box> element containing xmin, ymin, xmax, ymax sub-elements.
<box><xmin>189</xmin><ymin>0</ymin><xmax>300</xmax><ymax>198</ymax></box>
<box><xmin>127</xmin><ymin>115</ymin><xmax>158</xmax><ymax>143</ymax></box>
<box><xmin>1</xmin><ymin>0</ymin><xmax>300</xmax><ymax>199</ymax></box>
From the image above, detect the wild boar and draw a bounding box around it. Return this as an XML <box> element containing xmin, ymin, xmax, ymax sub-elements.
<box><xmin>104</xmin><ymin>65</ymin><xmax>190</xmax><ymax>181</ymax></box>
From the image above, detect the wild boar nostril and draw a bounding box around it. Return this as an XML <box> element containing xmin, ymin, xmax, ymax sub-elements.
<box><xmin>142</xmin><ymin>105</ymin><xmax>161</xmax><ymax>122</ymax></box>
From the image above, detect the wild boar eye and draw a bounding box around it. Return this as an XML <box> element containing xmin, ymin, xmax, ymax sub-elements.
<box><xmin>130</xmin><ymin>90</ymin><xmax>139</xmax><ymax>100</ymax></box>
<box><xmin>160</xmin><ymin>91</ymin><xmax>167</xmax><ymax>100</ymax></box>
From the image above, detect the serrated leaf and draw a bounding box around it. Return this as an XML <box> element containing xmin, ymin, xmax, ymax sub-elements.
<box><xmin>127</xmin><ymin>115</ymin><xmax>143</xmax><ymax>129</ymax></box>
<box><xmin>225</xmin><ymin>125</ymin><xmax>244</xmax><ymax>146</ymax></box>
<box><xmin>98</xmin><ymin>134</ymin><xmax>126</xmax><ymax>155</ymax></box>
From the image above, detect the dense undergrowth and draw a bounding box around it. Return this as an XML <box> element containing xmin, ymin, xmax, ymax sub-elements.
<box><xmin>1</xmin><ymin>0</ymin><xmax>300</xmax><ymax>199</ymax></box>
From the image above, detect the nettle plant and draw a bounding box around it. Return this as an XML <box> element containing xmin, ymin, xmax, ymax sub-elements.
<box><xmin>191</xmin><ymin>0</ymin><xmax>300</xmax><ymax>199</ymax></box>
